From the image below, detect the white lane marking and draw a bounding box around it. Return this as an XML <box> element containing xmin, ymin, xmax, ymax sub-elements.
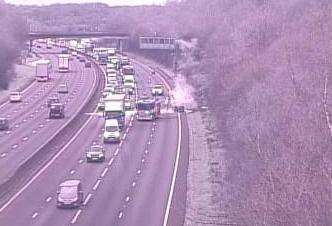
<box><xmin>163</xmin><ymin>113</ymin><xmax>182</xmax><ymax>226</ymax></box>
<box><xmin>122</xmin><ymin>133</ymin><xmax>127</xmax><ymax>140</ymax></box>
<box><xmin>22</xmin><ymin>137</ymin><xmax>28</xmax><ymax>141</ymax></box>
<box><xmin>12</xmin><ymin>144</ymin><xmax>18</xmax><ymax>149</ymax></box>
<box><xmin>1</xmin><ymin>153</ymin><xmax>7</xmax><ymax>158</ymax></box>
<box><xmin>5</xmin><ymin>131</ymin><xmax>11</xmax><ymax>134</ymax></box>
<box><xmin>118</xmin><ymin>211</ymin><xmax>123</xmax><ymax>219</ymax></box>
<box><xmin>108</xmin><ymin>158</ymin><xmax>114</xmax><ymax>166</ymax></box>
<box><xmin>32</xmin><ymin>130</ymin><xmax>37</xmax><ymax>134</ymax></box>
<box><xmin>15</xmin><ymin>124</ymin><xmax>19</xmax><ymax>128</ymax></box>
<box><xmin>141</xmin><ymin>158</ymin><xmax>145</xmax><ymax>163</ymax></box>
<box><xmin>150</xmin><ymin>134</ymin><xmax>153</xmax><ymax>137</ymax></box>
<box><xmin>23</xmin><ymin>119</ymin><xmax>27</xmax><ymax>123</ymax></box>
<box><xmin>126</xmin><ymin>128</ymin><xmax>129</xmax><ymax>133</ymax></box>
<box><xmin>93</xmin><ymin>180</ymin><xmax>101</xmax><ymax>191</ymax></box>
<box><xmin>114</xmin><ymin>148</ymin><xmax>119</xmax><ymax>156</ymax></box>
<box><xmin>125</xmin><ymin>196</ymin><xmax>130</xmax><ymax>202</ymax></box>
<box><xmin>39</xmin><ymin>124</ymin><xmax>44</xmax><ymax>128</ymax></box>
<box><xmin>83</xmin><ymin>193</ymin><xmax>92</xmax><ymax>206</ymax></box>
<box><xmin>147</xmin><ymin>140</ymin><xmax>151</xmax><ymax>145</ymax></box>
<box><xmin>46</xmin><ymin>197</ymin><xmax>52</xmax><ymax>202</ymax></box>
<box><xmin>70</xmin><ymin>170</ymin><xmax>75</xmax><ymax>175</ymax></box>
<box><xmin>137</xmin><ymin>170</ymin><xmax>141</xmax><ymax>175</ymax></box>
<box><xmin>78</xmin><ymin>159</ymin><xmax>84</xmax><ymax>164</ymax></box>
<box><xmin>145</xmin><ymin>150</ymin><xmax>149</xmax><ymax>154</ymax></box>
<box><xmin>0</xmin><ymin>112</ymin><xmax>95</xmax><ymax>214</ymax></box>
<box><xmin>101</xmin><ymin>167</ymin><xmax>108</xmax><ymax>178</ymax></box>
<box><xmin>132</xmin><ymin>182</ymin><xmax>136</xmax><ymax>187</ymax></box>
<box><xmin>32</xmin><ymin>212</ymin><xmax>38</xmax><ymax>219</ymax></box>
<box><xmin>71</xmin><ymin>209</ymin><xmax>82</xmax><ymax>224</ymax></box>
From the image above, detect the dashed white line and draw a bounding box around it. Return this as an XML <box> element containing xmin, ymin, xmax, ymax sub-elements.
<box><xmin>45</xmin><ymin>197</ymin><xmax>52</xmax><ymax>203</ymax></box>
<box><xmin>147</xmin><ymin>140</ymin><xmax>151</xmax><ymax>145</ymax></box>
<box><xmin>32</xmin><ymin>212</ymin><xmax>38</xmax><ymax>219</ymax></box>
<box><xmin>137</xmin><ymin>170</ymin><xmax>141</xmax><ymax>175</ymax></box>
<box><xmin>12</xmin><ymin>144</ymin><xmax>18</xmax><ymax>149</ymax></box>
<box><xmin>123</xmin><ymin>133</ymin><xmax>127</xmax><ymax>140</ymax></box>
<box><xmin>15</xmin><ymin>124</ymin><xmax>19</xmax><ymax>128</ymax></box>
<box><xmin>108</xmin><ymin>158</ymin><xmax>114</xmax><ymax>166</ymax></box>
<box><xmin>114</xmin><ymin>148</ymin><xmax>119</xmax><ymax>156</ymax></box>
<box><xmin>1</xmin><ymin>153</ymin><xmax>7</xmax><ymax>158</ymax></box>
<box><xmin>125</xmin><ymin>196</ymin><xmax>130</xmax><ymax>202</ymax></box>
<box><xmin>32</xmin><ymin>130</ymin><xmax>37</xmax><ymax>134</ymax></box>
<box><xmin>141</xmin><ymin>159</ymin><xmax>145</xmax><ymax>163</ymax></box>
<box><xmin>22</xmin><ymin>137</ymin><xmax>28</xmax><ymax>141</ymax></box>
<box><xmin>145</xmin><ymin>150</ymin><xmax>149</xmax><ymax>154</ymax></box>
<box><xmin>118</xmin><ymin>211</ymin><xmax>123</xmax><ymax>219</ymax></box>
<box><xmin>93</xmin><ymin>180</ymin><xmax>101</xmax><ymax>191</ymax></box>
<box><xmin>132</xmin><ymin>182</ymin><xmax>136</xmax><ymax>187</ymax></box>
<box><xmin>39</xmin><ymin>124</ymin><xmax>44</xmax><ymax>128</ymax></box>
<box><xmin>78</xmin><ymin>159</ymin><xmax>84</xmax><ymax>164</ymax></box>
<box><xmin>70</xmin><ymin>170</ymin><xmax>75</xmax><ymax>175</ymax></box>
<box><xmin>71</xmin><ymin>209</ymin><xmax>82</xmax><ymax>224</ymax></box>
<box><xmin>101</xmin><ymin>167</ymin><xmax>108</xmax><ymax>178</ymax></box>
<box><xmin>83</xmin><ymin>193</ymin><xmax>92</xmax><ymax>206</ymax></box>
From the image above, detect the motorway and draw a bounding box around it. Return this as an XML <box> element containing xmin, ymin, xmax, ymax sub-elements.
<box><xmin>0</xmin><ymin>45</ymin><xmax>188</xmax><ymax>226</ymax></box>
<box><xmin>0</xmin><ymin>45</ymin><xmax>97</xmax><ymax>184</ymax></box>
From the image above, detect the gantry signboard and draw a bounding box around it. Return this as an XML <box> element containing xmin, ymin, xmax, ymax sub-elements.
<box><xmin>139</xmin><ymin>36</ymin><xmax>176</xmax><ymax>50</ymax></box>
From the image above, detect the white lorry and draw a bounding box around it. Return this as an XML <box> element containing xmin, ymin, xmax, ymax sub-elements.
<box><xmin>104</xmin><ymin>94</ymin><xmax>126</xmax><ymax>130</ymax></box>
<box><xmin>58</xmin><ymin>54</ymin><xmax>70</xmax><ymax>73</ymax></box>
<box><xmin>35</xmin><ymin>60</ymin><xmax>52</xmax><ymax>82</ymax></box>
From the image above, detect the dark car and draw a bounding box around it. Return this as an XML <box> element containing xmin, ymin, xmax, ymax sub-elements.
<box><xmin>49</xmin><ymin>103</ymin><xmax>65</xmax><ymax>119</ymax></box>
<box><xmin>0</xmin><ymin>118</ymin><xmax>9</xmax><ymax>130</ymax></box>
<box><xmin>47</xmin><ymin>96</ymin><xmax>60</xmax><ymax>107</ymax></box>
<box><xmin>79</xmin><ymin>57</ymin><xmax>86</xmax><ymax>62</ymax></box>
<box><xmin>56</xmin><ymin>180</ymin><xmax>83</xmax><ymax>208</ymax></box>
<box><xmin>85</xmin><ymin>62</ymin><xmax>92</xmax><ymax>68</ymax></box>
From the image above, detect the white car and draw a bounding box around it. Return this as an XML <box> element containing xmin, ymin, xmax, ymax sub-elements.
<box><xmin>58</xmin><ymin>84</ymin><xmax>68</xmax><ymax>93</ymax></box>
<box><xmin>9</xmin><ymin>92</ymin><xmax>22</xmax><ymax>102</ymax></box>
<box><xmin>152</xmin><ymin>84</ymin><xmax>164</xmax><ymax>96</ymax></box>
<box><xmin>86</xmin><ymin>145</ymin><xmax>105</xmax><ymax>162</ymax></box>
<box><xmin>103</xmin><ymin>119</ymin><xmax>121</xmax><ymax>143</ymax></box>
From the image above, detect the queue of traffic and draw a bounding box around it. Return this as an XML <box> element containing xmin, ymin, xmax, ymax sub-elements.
<box><xmin>1</xmin><ymin>37</ymin><xmax>167</xmax><ymax>209</ymax></box>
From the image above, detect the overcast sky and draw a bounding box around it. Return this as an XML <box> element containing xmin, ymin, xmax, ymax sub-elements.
<box><xmin>5</xmin><ymin>0</ymin><xmax>166</xmax><ymax>6</ymax></box>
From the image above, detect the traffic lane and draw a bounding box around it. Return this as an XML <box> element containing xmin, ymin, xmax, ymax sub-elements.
<box><xmin>0</xmin><ymin>52</ymin><xmax>75</xmax><ymax>138</ymax></box>
<box><xmin>0</xmin><ymin>117</ymin><xmax>106</xmax><ymax>226</ymax></box>
<box><xmin>0</xmin><ymin>53</ymin><xmax>58</xmax><ymax>119</ymax></box>
<box><xmin>115</xmin><ymin>116</ymin><xmax>178</xmax><ymax>226</ymax></box>
<box><xmin>0</xmin><ymin>58</ymin><xmax>87</xmax><ymax>152</ymax></box>
<box><xmin>0</xmin><ymin>60</ymin><xmax>96</xmax><ymax>182</ymax></box>
<box><xmin>70</xmin><ymin>120</ymin><xmax>154</xmax><ymax>226</ymax></box>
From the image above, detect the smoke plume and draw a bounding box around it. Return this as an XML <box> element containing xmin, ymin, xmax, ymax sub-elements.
<box><xmin>0</xmin><ymin>2</ymin><xmax>27</xmax><ymax>90</ymax></box>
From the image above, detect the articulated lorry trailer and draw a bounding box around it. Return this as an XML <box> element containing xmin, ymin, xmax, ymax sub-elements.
<box><xmin>58</xmin><ymin>54</ymin><xmax>70</xmax><ymax>73</ymax></box>
<box><xmin>35</xmin><ymin>60</ymin><xmax>52</xmax><ymax>82</ymax></box>
<box><xmin>103</xmin><ymin>94</ymin><xmax>126</xmax><ymax>130</ymax></box>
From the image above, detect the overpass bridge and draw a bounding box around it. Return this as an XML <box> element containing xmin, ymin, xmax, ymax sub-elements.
<box><xmin>27</xmin><ymin>32</ymin><xmax>130</xmax><ymax>52</ymax></box>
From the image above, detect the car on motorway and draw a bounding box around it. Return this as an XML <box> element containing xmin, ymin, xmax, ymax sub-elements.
<box><xmin>86</xmin><ymin>145</ymin><xmax>106</xmax><ymax>162</ymax></box>
<box><xmin>49</xmin><ymin>103</ymin><xmax>65</xmax><ymax>119</ymax></box>
<box><xmin>85</xmin><ymin>62</ymin><xmax>92</xmax><ymax>68</ymax></box>
<box><xmin>9</xmin><ymin>92</ymin><xmax>22</xmax><ymax>103</ymax></box>
<box><xmin>124</xmin><ymin>98</ymin><xmax>134</xmax><ymax>110</ymax></box>
<box><xmin>58</xmin><ymin>83</ymin><xmax>69</xmax><ymax>94</ymax></box>
<box><xmin>0</xmin><ymin>118</ymin><xmax>9</xmax><ymax>130</ymax></box>
<box><xmin>56</xmin><ymin>180</ymin><xmax>83</xmax><ymax>208</ymax></box>
<box><xmin>103</xmin><ymin>119</ymin><xmax>121</xmax><ymax>143</ymax></box>
<box><xmin>97</xmin><ymin>99</ymin><xmax>105</xmax><ymax>111</ymax></box>
<box><xmin>47</xmin><ymin>95</ymin><xmax>60</xmax><ymax>107</ymax></box>
<box><xmin>151</xmin><ymin>84</ymin><xmax>164</xmax><ymax>96</ymax></box>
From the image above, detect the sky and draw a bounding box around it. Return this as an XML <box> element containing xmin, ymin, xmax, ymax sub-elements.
<box><xmin>4</xmin><ymin>0</ymin><xmax>166</xmax><ymax>6</ymax></box>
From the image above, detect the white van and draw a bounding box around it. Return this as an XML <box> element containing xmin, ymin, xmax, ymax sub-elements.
<box><xmin>103</xmin><ymin>119</ymin><xmax>121</xmax><ymax>143</ymax></box>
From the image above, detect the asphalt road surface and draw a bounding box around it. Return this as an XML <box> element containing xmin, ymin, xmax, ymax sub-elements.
<box><xmin>0</xmin><ymin>47</ymin><xmax>189</xmax><ymax>226</ymax></box>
